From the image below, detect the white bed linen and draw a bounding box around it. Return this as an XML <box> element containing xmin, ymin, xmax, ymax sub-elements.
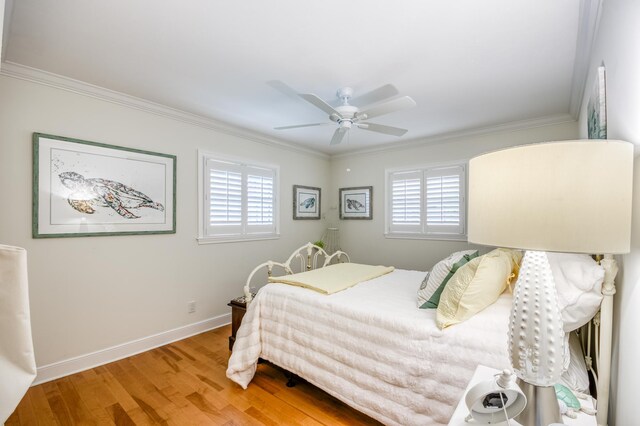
<box><xmin>227</xmin><ymin>269</ymin><xmax>511</xmax><ymax>425</ymax></box>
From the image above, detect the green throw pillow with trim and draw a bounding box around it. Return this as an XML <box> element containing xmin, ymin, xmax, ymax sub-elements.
<box><xmin>421</xmin><ymin>251</ymin><xmax>479</xmax><ymax>309</ymax></box>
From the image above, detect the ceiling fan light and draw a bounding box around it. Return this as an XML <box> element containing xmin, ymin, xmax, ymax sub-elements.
<box><xmin>273</xmin><ymin>83</ymin><xmax>413</xmax><ymax>145</ymax></box>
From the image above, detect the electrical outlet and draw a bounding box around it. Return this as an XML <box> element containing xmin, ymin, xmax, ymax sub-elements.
<box><xmin>187</xmin><ymin>301</ymin><xmax>196</xmax><ymax>313</ymax></box>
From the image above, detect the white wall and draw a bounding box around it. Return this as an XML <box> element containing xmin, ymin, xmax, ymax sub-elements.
<box><xmin>576</xmin><ymin>0</ymin><xmax>640</xmax><ymax>423</ymax></box>
<box><xmin>0</xmin><ymin>75</ymin><xmax>330</xmax><ymax>368</ymax></box>
<box><xmin>329</xmin><ymin>121</ymin><xmax>579</xmax><ymax>271</ymax></box>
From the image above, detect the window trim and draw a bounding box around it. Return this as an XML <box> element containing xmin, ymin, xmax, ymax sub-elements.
<box><xmin>384</xmin><ymin>161</ymin><xmax>468</xmax><ymax>242</ymax></box>
<box><xmin>197</xmin><ymin>150</ymin><xmax>280</xmax><ymax>244</ymax></box>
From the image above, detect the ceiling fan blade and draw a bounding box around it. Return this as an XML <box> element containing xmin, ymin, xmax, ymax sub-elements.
<box><xmin>350</xmin><ymin>84</ymin><xmax>399</xmax><ymax>107</ymax></box>
<box><xmin>357</xmin><ymin>96</ymin><xmax>416</xmax><ymax>120</ymax></box>
<box><xmin>330</xmin><ymin>128</ymin><xmax>348</xmax><ymax>145</ymax></box>
<box><xmin>267</xmin><ymin>80</ymin><xmax>301</xmax><ymax>101</ymax></box>
<box><xmin>274</xmin><ymin>123</ymin><xmax>331</xmax><ymax>130</ymax></box>
<box><xmin>300</xmin><ymin>93</ymin><xmax>340</xmax><ymax>116</ymax></box>
<box><xmin>357</xmin><ymin>122</ymin><xmax>408</xmax><ymax>137</ymax></box>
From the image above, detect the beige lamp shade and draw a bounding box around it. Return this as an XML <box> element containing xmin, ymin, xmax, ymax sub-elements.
<box><xmin>468</xmin><ymin>140</ymin><xmax>633</xmax><ymax>254</ymax></box>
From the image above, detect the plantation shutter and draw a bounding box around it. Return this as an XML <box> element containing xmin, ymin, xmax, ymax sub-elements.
<box><xmin>246</xmin><ymin>166</ymin><xmax>276</xmax><ymax>234</ymax></box>
<box><xmin>425</xmin><ymin>165</ymin><xmax>465</xmax><ymax>235</ymax></box>
<box><xmin>204</xmin><ymin>159</ymin><xmax>277</xmax><ymax>238</ymax></box>
<box><xmin>206</xmin><ymin>160</ymin><xmax>243</xmax><ymax>236</ymax></box>
<box><xmin>389</xmin><ymin>170</ymin><xmax>422</xmax><ymax>233</ymax></box>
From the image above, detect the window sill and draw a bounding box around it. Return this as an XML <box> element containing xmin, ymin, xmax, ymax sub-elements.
<box><xmin>197</xmin><ymin>234</ymin><xmax>280</xmax><ymax>245</ymax></box>
<box><xmin>384</xmin><ymin>233</ymin><xmax>468</xmax><ymax>242</ymax></box>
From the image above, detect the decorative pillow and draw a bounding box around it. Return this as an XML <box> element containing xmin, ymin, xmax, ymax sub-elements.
<box><xmin>436</xmin><ymin>248</ymin><xmax>523</xmax><ymax>329</ymax></box>
<box><xmin>546</xmin><ymin>252</ymin><xmax>604</xmax><ymax>332</ymax></box>
<box><xmin>560</xmin><ymin>331</ymin><xmax>591</xmax><ymax>394</ymax></box>
<box><xmin>419</xmin><ymin>250</ymin><xmax>479</xmax><ymax>309</ymax></box>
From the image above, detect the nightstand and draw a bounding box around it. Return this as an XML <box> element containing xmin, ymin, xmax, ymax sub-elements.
<box><xmin>448</xmin><ymin>365</ymin><xmax>597</xmax><ymax>426</ymax></box>
<box><xmin>227</xmin><ymin>294</ymin><xmax>253</xmax><ymax>351</ymax></box>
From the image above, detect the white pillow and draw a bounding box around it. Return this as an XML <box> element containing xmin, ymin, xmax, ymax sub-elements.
<box><xmin>561</xmin><ymin>331</ymin><xmax>591</xmax><ymax>394</ymax></box>
<box><xmin>547</xmin><ymin>252</ymin><xmax>604</xmax><ymax>332</ymax></box>
<box><xmin>417</xmin><ymin>250</ymin><xmax>478</xmax><ymax>308</ymax></box>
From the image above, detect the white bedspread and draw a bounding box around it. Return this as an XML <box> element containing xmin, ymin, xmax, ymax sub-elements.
<box><xmin>227</xmin><ymin>269</ymin><xmax>511</xmax><ymax>425</ymax></box>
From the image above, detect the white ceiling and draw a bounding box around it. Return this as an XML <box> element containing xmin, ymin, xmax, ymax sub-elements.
<box><xmin>2</xmin><ymin>0</ymin><xmax>587</xmax><ymax>154</ymax></box>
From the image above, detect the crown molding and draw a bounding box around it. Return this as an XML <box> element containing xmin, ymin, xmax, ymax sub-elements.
<box><xmin>0</xmin><ymin>60</ymin><xmax>579</xmax><ymax>161</ymax></box>
<box><xmin>0</xmin><ymin>61</ymin><xmax>329</xmax><ymax>159</ymax></box>
<box><xmin>332</xmin><ymin>113</ymin><xmax>576</xmax><ymax>159</ymax></box>
<box><xmin>568</xmin><ymin>0</ymin><xmax>604</xmax><ymax>118</ymax></box>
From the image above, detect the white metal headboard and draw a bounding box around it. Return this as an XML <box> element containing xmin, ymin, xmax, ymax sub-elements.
<box><xmin>569</xmin><ymin>255</ymin><xmax>617</xmax><ymax>426</ymax></box>
<box><xmin>578</xmin><ymin>254</ymin><xmax>617</xmax><ymax>426</ymax></box>
<box><xmin>242</xmin><ymin>242</ymin><xmax>350</xmax><ymax>304</ymax></box>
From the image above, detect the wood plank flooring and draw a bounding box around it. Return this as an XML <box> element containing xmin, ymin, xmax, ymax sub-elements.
<box><xmin>6</xmin><ymin>325</ymin><xmax>381</xmax><ymax>425</ymax></box>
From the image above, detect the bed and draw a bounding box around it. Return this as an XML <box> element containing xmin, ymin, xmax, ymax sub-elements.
<box><xmin>226</xmin><ymin>243</ymin><xmax>607</xmax><ymax>425</ymax></box>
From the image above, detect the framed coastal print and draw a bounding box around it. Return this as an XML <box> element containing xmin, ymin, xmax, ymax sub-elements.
<box><xmin>587</xmin><ymin>65</ymin><xmax>607</xmax><ymax>139</ymax></box>
<box><xmin>293</xmin><ymin>185</ymin><xmax>321</xmax><ymax>220</ymax></box>
<box><xmin>339</xmin><ymin>186</ymin><xmax>372</xmax><ymax>220</ymax></box>
<box><xmin>33</xmin><ymin>133</ymin><xmax>176</xmax><ymax>238</ymax></box>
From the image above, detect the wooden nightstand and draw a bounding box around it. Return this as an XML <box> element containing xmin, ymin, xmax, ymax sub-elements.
<box><xmin>448</xmin><ymin>365</ymin><xmax>596</xmax><ymax>426</ymax></box>
<box><xmin>227</xmin><ymin>294</ymin><xmax>253</xmax><ymax>351</ymax></box>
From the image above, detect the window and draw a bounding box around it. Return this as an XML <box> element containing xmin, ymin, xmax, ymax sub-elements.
<box><xmin>198</xmin><ymin>153</ymin><xmax>278</xmax><ymax>243</ymax></box>
<box><xmin>387</xmin><ymin>164</ymin><xmax>466</xmax><ymax>239</ymax></box>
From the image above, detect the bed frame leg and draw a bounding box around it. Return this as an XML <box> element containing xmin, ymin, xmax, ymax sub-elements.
<box><xmin>285</xmin><ymin>372</ymin><xmax>298</xmax><ymax>387</ymax></box>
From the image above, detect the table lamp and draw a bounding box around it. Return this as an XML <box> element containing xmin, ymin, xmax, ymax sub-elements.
<box><xmin>468</xmin><ymin>140</ymin><xmax>633</xmax><ymax>426</ymax></box>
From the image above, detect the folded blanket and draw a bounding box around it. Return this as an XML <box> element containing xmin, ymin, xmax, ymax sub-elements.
<box><xmin>268</xmin><ymin>262</ymin><xmax>394</xmax><ymax>294</ymax></box>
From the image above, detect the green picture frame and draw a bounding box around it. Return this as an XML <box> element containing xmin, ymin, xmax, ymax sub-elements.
<box><xmin>587</xmin><ymin>65</ymin><xmax>607</xmax><ymax>139</ymax></box>
<box><xmin>33</xmin><ymin>133</ymin><xmax>177</xmax><ymax>238</ymax></box>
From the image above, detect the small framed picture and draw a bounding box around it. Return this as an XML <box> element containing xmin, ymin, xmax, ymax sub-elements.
<box><xmin>339</xmin><ymin>186</ymin><xmax>372</xmax><ymax>220</ymax></box>
<box><xmin>293</xmin><ymin>185</ymin><xmax>321</xmax><ymax>220</ymax></box>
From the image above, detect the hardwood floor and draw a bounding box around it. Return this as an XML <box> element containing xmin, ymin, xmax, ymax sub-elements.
<box><xmin>6</xmin><ymin>325</ymin><xmax>381</xmax><ymax>425</ymax></box>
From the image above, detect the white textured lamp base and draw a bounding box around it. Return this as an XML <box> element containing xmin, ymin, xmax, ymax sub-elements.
<box><xmin>509</xmin><ymin>251</ymin><xmax>565</xmax><ymax>426</ymax></box>
<box><xmin>509</xmin><ymin>251</ymin><xmax>565</xmax><ymax>385</ymax></box>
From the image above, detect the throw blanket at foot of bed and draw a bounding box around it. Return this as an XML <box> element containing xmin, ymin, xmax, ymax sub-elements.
<box><xmin>227</xmin><ymin>270</ymin><xmax>511</xmax><ymax>426</ymax></box>
<box><xmin>268</xmin><ymin>262</ymin><xmax>394</xmax><ymax>294</ymax></box>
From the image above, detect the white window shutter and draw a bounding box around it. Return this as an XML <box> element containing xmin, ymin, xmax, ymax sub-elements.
<box><xmin>206</xmin><ymin>160</ymin><xmax>243</xmax><ymax>236</ymax></box>
<box><xmin>425</xmin><ymin>165</ymin><xmax>465</xmax><ymax>235</ymax></box>
<box><xmin>389</xmin><ymin>170</ymin><xmax>422</xmax><ymax>233</ymax></box>
<box><xmin>246</xmin><ymin>166</ymin><xmax>275</xmax><ymax>234</ymax></box>
<box><xmin>202</xmin><ymin>158</ymin><xmax>278</xmax><ymax>239</ymax></box>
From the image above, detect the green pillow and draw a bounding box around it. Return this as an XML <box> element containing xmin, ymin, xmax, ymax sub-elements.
<box><xmin>421</xmin><ymin>251</ymin><xmax>479</xmax><ymax>309</ymax></box>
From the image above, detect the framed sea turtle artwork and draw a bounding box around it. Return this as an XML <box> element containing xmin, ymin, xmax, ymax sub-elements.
<box><xmin>293</xmin><ymin>185</ymin><xmax>321</xmax><ymax>220</ymax></box>
<box><xmin>33</xmin><ymin>133</ymin><xmax>176</xmax><ymax>238</ymax></box>
<box><xmin>587</xmin><ymin>65</ymin><xmax>607</xmax><ymax>139</ymax></box>
<box><xmin>339</xmin><ymin>186</ymin><xmax>372</xmax><ymax>220</ymax></box>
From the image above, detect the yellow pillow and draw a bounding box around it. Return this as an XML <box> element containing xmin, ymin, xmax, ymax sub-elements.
<box><xmin>436</xmin><ymin>248</ymin><xmax>522</xmax><ymax>329</ymax></box>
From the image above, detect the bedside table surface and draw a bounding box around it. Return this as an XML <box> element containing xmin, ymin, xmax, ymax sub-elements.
<box><xmin>228</xmin><ymin>295</ymin><xmax>252</xmax><ymax>351</ymax></box>
<box><xmin>448</xmin><ymin>365</ymin><xmax>596</xmax><ymax>426</ymax></box>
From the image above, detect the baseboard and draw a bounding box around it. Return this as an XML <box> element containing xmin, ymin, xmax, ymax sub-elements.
<box><xmin>33</xmin><ymin>313</ymin><xmax>231</xmax><ymax>385</ymax></box>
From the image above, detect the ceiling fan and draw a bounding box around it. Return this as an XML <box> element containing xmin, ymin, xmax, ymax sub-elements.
<box><xmin>273</xmin><ymin>84</ymin><xmax>416</xmax><ymax>145</ymax></box>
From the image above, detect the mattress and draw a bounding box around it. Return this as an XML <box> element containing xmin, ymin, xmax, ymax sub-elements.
<box><xmin>227</xmin><ymin>269</ymin><xmax>512</xmax><ymax>425</ymax></box>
